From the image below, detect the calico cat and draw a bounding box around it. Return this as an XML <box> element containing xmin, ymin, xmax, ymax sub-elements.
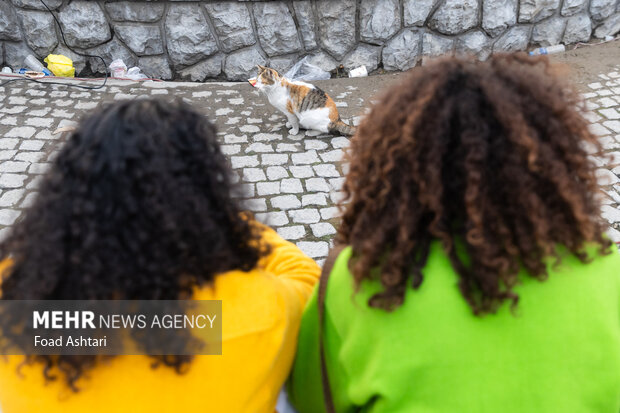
<box><xmin>249</xmin><ymin>65</ymin><xmax>355</xmax><ymax>136</ymax></box>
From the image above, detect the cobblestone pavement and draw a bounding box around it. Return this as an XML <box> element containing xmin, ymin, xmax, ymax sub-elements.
<box><xmin>0</xmin><ymin>45</ymin><xmax>619</xmax><ymax>265</ymax></box>
<box><xmin>0</xmin><ymin>72</ymin><xmax>400</xmax><ymax>264</ymax></box>
<box><xmin>586</xmin><ymin>72</ymin><xmax>620</xmax><ymax>244</ymax></box>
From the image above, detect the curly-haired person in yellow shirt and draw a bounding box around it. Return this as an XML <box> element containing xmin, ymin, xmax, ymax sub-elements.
<box><xmin>0</xmin><ymin>99</ymin><xmax>320</xmax><ymax>413</ymax></box>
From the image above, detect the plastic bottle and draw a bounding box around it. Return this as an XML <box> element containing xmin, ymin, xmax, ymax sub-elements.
<box><xmin>23</xmin><ymin>54</ymin><xmax>52</xmax><ymax>76</ymax></box>
<box><xmin>528</xmin><ymin>45</ymin><xmax>566</xmax><ymax>56</ymax></box>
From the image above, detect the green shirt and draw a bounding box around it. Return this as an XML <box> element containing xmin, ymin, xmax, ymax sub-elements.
<box><xmin>289</xmin><ymin>243</ymin><xmax>620</xmax><ymax>412</ymax></box>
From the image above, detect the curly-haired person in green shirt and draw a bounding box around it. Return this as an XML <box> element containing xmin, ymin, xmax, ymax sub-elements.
<box><xmin>289</xmin><ymin>53</ymin><xmax>620</xmax><ymax>413</ymax></box>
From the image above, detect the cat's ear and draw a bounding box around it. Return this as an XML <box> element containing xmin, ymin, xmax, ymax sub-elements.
<box><xmin>256</xmin><ymin>65</ymin><xmax>266</xmax><ymax>72</ymax></box>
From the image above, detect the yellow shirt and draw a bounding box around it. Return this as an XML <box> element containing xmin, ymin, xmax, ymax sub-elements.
<box><xmin>0</xmin><ymin>225</ymin><xmax>320</xmax><ymax>413</ymax></box>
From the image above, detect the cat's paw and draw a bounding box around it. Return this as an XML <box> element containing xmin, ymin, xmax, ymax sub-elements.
<box><xmin>285</xmin><ymin>121</ymin><xmax>291</xmax><ymax>128</ymax></box>
<box><xmin>289</xmin><ymin>128</ymin><xmax>299</xmax><ymax>135</ymax></box>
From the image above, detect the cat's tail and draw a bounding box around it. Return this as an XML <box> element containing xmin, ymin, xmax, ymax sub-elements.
<box><xmin>329</xmin><ymin>119</ymin><xmax>356</xmax><ymax>136</ymax></box>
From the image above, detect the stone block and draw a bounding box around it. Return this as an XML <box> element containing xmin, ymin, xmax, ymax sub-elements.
<box><xmin>205</xmin><ymin>2</ymin><xmax>255</xmax><ymax>53</ymax></box>
<box><xmin>105</xmin><ymin>2</ymin><xmax>165</xmax><ymax>22</ymax></box>
<box><xmin>493</xmin><ymin>25</ymin><xmax>531</xmax><ymax>51</ymax></box>
<box><xmin>0</xmin><ymin>1</ymin><xmax>22</xmax><ymax>41</ymax></box>
<box><xmin>403</xmin><ymin>0</ymin><xmax>435</xmax><ymax>27</ymax></box>
<box><xmin>383</xmin><ymin>29</ymin><xmax>421</xmax><ymax>70</ymax></box>
<box><xmin>224</xmin><ymin>46</ymin><xmax>266</xmax><ymax>81</ymax></box>
<box><xmin>343</xmin><ymin>44</ymin><xmax>380</xmax><ymax>72</ymax></box>
<box><xmin>593</xmin><ymin>13</ymin><xmax>620</xmax><ymax>38</ymax></box>
<box><xmin>165</xmin><ymin>4</ymin><xmax>218</xmax><ymax>66</ymax></box>
<box><xmin>16</xmin><ymin>9</ymin><xmax>57</xmax><ymax>57</ymax></box>
<box><xmin>429</xmin><ymin>0</ymin><xmax>480</xmax><ymax>35</ymax></box>
<box><xmin>482</xmin><ymin>0</ymin><xmax>517</xmax><ymax>37</ymax></box>
<box><xmin>253</xmin><ymin>2</ymin><xmax>302</xmax><ymax>56</ymax></box>
<box><xmin>562</xmin><ymin>13</ymin><xmax>592</xmax><ymax>44</ymax></box>
<box><xmin>532</xmin><ymin>16</ymin><xmax>567</xmax><ymax>46</ymax></box>
<box><xmin>293</xmin><ymin>1</ymin><xmax>318</xmax><ymax>50</ymax></box>
<box><xmin>590</xmin><ymin>0</ymin><xmax>616</xmax><ymax>21</ymax></box>
<box><xmin>359</xmin><ymin>0</ymin><xmax>401</xmax><ymax>44</ymax></box>
<box><xmin>518</xmin><ymin>0</ymin><xmax>561</xmax><ymax>23</ymax></box>
<box><xmin>456</xmin><ymin>30</ymin><xmax>492</xmax><ymax>60</ymax></box>
<box><xmin>179</xmin><ymin>54</ymin><xmax>223</xmax><ymax>81</ymax></box>
<box><xmin>114</xmin><ymin>24</ymin><xmax>164</xmax><ymax>56</ymax></box>
<box><xmin>316</xmin><ymin>0</ymin><xmax>356</xmax><ymax>60</ymax></box>
<box><xmin>58</xmin><ymin>1</ymin><xmax>111</xmax><ymax>48</ymax></box>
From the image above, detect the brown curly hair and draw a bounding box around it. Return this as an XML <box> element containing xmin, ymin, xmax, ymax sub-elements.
<box><xmin>338</xmin><ymin>53</ymin><xmax>612</xmax><ymax>314</ymax></box>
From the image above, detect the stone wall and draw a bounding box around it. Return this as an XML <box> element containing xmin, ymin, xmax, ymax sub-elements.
<box><xmin>1</xmin><ymin>0</ymin><xmax>619</xmax><ymax>81</ymax></box>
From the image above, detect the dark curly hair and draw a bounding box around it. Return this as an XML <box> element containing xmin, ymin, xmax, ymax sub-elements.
<box><xmin>338</xmin><ymin>53</ymin><xmax>612</xmax><ymax>314</ymax></box>
<box><xmin>0</xmin><ymin>98</ymin><xmax>267</xmax><ymax>390</ymax></box>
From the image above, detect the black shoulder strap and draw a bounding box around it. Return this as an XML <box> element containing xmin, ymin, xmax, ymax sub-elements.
<box><xmin>318</xmin><ymin>245</ymin><xmax>345</xmax><ymax>413</ymax></box>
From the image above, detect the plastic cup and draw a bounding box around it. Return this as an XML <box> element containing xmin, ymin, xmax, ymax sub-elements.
<box><xmin>24</xmin><ymin>55</ymin><xmax>46</xmax><ymax>72</ymax></box>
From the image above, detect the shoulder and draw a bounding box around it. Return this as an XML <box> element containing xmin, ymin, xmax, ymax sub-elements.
<box><xmin>583</xmin><ymin>244</ymin><xmax>620</xmax><ymax>285</ymax></box>
<box><xmin>327</xmin><ymin>246</ymin><xmax>352</xmax><ymax>277</ymax></box>
<box><xmin>323</xmin><ymin>246</ymin><xmax>360</xmax><ymax>308</ymax></box>
<box><xmin>193</xmin><ymin>269</ymin><xmax>292</xmax><ymax>339</ymax></box>
<box><xmin>195</xmin><ymin>268</ymin><xmax>292</xmax><ymax>310</ymax></box>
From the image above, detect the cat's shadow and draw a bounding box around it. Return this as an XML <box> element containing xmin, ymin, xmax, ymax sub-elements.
<box><xmin>269</xmin><ymin>121</ymin><xmax>335</xmax><ymax>140</ymax></box>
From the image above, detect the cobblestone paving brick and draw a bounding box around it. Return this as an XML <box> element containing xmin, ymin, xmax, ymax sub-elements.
<box><xmin>1</xmin><ymin>64</ymin><xmax>619</xmax><ymax>264</ymax></box>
